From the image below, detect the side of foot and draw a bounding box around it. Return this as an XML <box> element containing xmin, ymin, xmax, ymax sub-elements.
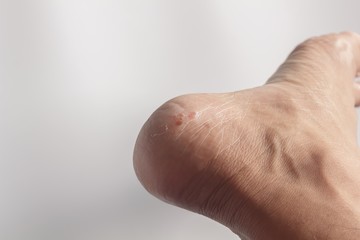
<box><xmin>134</xmin><ymin>32</ymin><xmax>360</xmax><ymax>239</ymax></box>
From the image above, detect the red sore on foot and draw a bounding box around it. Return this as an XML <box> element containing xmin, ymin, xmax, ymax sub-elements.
<box><xmin>172</xmin><ymin>112</ymin><xmax>196</xmax><ymax>126</ymax></box>
<box><xmin>173</xmin><ymin>113</ymin><xmax>184</xmax><ymax>126</ymax></box>
<box><xmin>188</xmin><ymin>111</ymin><xmax>196</xmax><ymax>119</ymax></box>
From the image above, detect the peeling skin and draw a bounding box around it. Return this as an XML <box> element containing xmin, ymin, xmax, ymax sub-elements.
<box><xmin>150</xmin><ymin>124</ymin><xmax>168</xmax><ymax>137</ymax></box>
<box><xmin>188</xmin><ymin>111</ymin><xmax>196</xmax><ymax>119</ymax></box>
<box><xmin>172</xmin><ymin>111</ymin><xmax>198</xmax><ymax>127</ymax></box>
<box><xmin>173</xmin><ymin>113</ymin><xmax>185</xmax><ymax>126</ymax></box>
<box><xmin>335</xmin><ymin>38</ymin><xmax>353</xmax><ymax>64</ymax></box>
<box><xmin>150</xmin><ymin>107</ymin><xmax>200</xmax><ymax>138</ymax></box>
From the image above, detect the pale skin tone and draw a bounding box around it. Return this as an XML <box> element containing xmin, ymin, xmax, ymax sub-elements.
<box><xmin>133</xmin><ymin>32</ymin><xmax>360</xmax><ymax>239</ymax></box>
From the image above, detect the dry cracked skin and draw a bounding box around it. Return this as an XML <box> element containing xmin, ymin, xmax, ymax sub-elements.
<box><xmin>134</xmin><ymin>32</ymin><xmax>360</xmax><ymax>240</ymax></box>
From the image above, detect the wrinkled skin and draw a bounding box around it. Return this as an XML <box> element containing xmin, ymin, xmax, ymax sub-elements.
<box><xmin>133</xmin><ymin>32</ymin><xmax>360</xmax><ymax>239</ymax></box>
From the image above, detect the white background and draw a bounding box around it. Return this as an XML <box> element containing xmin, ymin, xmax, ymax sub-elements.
<box><xmin>0</xmin><ymin>1</ymin><xmax>359</xmax><ymax>239</ymax></box>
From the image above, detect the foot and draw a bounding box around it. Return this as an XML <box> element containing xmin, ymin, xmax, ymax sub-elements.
<box><xmin>133</xmin><ymin>32</ymin><xmax>360</xmax><ymax>240</ymax></box>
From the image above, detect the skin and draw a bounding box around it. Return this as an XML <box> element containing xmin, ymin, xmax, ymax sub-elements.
<box><xmin>133</xmin><ymin>32</ymin><xmax>360</xmax><ymax>239</ymax></box>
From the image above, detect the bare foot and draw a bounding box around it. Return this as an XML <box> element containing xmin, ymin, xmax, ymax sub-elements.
<box><xmin>133</xmin><ymin>32</ymin><xmax>360</xmax><ymax>239</ymax></box>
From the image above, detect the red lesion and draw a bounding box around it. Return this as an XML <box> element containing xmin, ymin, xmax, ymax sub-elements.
<box><xmin>172</xmin><ymin>112</ymin><xmax>197</xmax><ymax>126</ymax></box>
<box><xmin>188</xmin><ymin>111</ymin><xmax>196</xmax><ymax>119</ymax></box>
<box><xmin>173</xmin><ymin>113</ymin><xmax>184</xmax><ymax>126</ymax></box>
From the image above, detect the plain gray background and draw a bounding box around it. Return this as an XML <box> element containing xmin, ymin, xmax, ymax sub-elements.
<box><xmin>1</xmin><ymin>1</ymin><xmax>360</xmax><ymax>239</ymax></box>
